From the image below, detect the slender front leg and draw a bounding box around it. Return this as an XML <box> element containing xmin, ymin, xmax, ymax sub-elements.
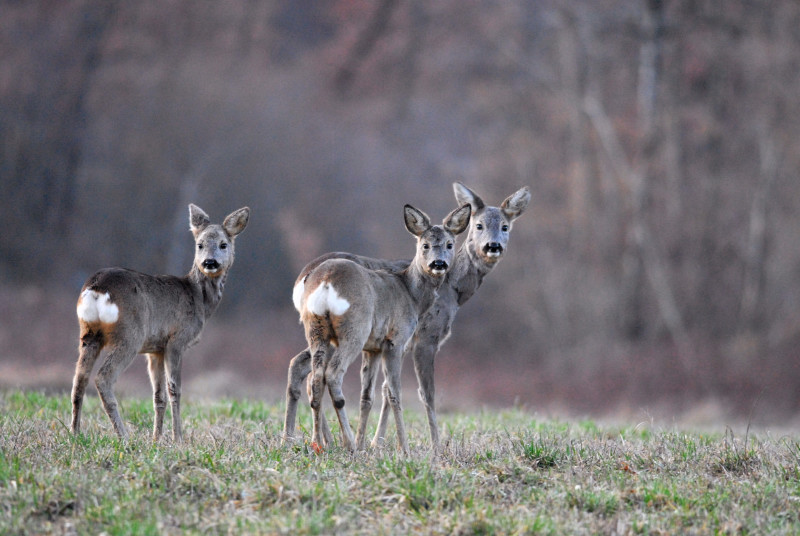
<box><xmin>283</xmin><ymin>349</ymin><xmax>312</xmax><ymax>444</ymax></box>
<box><xmin>164</xmin><ymin>348</ymin><xmax>183</xmax><ymax>443</ymax></box>
<box><xmin>372</xmin><ymin>382</ymin><xmax>392</xmax><ymax>448</ymax></box>
<box><xmin>411</xmin><ymin>340</ymin><xmax>440</xmax><ymax>447</ymax></box>
<box><xmin>355</xmin><ymin>351</ymin><xmax>380</xmax><ymax>450</ymax></box>
<box><xmin>380</xmin><ymin>348</ymin><xmax>409</xmax><ymax>454</ymax></box>
<box><xmin>146</xmin><ymin>353</ymin><xmax>166</xmax><ymax>441</ymax></box>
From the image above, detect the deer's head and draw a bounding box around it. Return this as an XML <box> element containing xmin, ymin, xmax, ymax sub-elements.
<box><xmin>404</xmin><ymin>204</ymin><xmax>471</xmax><ymax>278</ymax></box>
<box><xmin>454</xmin><ymin>183</ymin><xmax>530</xmax><ymax>266</ymax></box>
<box><xmin>189</xmin><ymin>204</ymin><xmax>250</xmax><ymax>278</ymax></box>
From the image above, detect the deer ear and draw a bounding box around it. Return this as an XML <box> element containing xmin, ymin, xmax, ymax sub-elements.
<box><xmin>403</xmin><ymin>204</ymin><xmax>431</xmax><ymax>237</ymax></box>
<box><xmin>223</xmin><ymin>207</ymin><xmax>250</xmax><ymax>237</ymax></box>
<box><xmin>444</xmin><ymin>204</ymin><xmax>471</xmax><ymax>235</ymax></box>
<box><xmin>501</xmin><ymin>186</ymin><xmax>531</xmax><ymax>222</ymax></box>
<box><xmin>189</xmin><ymin>204</ymin><xmax>211</xmax><ymax>236</ymax></box>
<box><xmin>453</xmin><ymin>182</ymin><xmax>485</xmax><ymax>213</ymax></box>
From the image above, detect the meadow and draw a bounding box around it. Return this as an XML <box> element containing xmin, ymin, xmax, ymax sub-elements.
<box><xmin>1</xmin><ymin>390</ymin><xmax>799</xmax><ymax>535</ymax></box>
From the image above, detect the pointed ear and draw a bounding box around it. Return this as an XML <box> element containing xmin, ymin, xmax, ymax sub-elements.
<box><xmin>453</xmin><ymin>182</ymin><xmax>485</xmax><ymax>213</ymax></box>
<box><xmin>443</xmin><ymin>204</ymin><xmax>471</xmax><ymax>235</ymax></box>
<box><xmin>501</xmin><ymin>186</ymin><xmax>531</xmax><ymax>222</ymax></box>
<box><xmin>223</xmin><ymin>207</ymin><xmax>250</xmax><ymax>237</ymax></box>
<box><xmin>404</xmin><ymin>204</ymin><xmax>431</xmax><ymax>237</ymax></box>
<box><xmin>189</xmin><ymin>204</ymin><xmax>211</xmax><ymax>236</ymax></box>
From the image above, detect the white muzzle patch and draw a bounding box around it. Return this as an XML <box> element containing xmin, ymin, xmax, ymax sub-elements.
<box><xmin>77</xmin><ymin>289</ymin><xmax>119</xmax><ymax>323</ymax></box>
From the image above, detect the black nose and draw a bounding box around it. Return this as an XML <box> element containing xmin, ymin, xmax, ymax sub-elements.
<box><xmin>202</xmin><ymin>259</ymin><xmax>220</xmax><ymax>270</ymax></box>
<box><xmin>485</xmin><ymin>242</ymin><xmax>503</xmax><ymax>254</ymax></box>
<box><xmin>429</xmin><ymin>260</ymin><xmax>448</xmax><ymax>270</ymax></box>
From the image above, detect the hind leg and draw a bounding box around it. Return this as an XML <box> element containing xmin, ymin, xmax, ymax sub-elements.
<box><xmin>283</xmin><ymin>349</ymin><xmax>311</xmax><ymax>444</ymax></box>
<box><xmin>326</xmin><ymin>365</ymin><xmax>356</xmax><ymax>452</ymax></box>
<box><xmin>325</xmin><ymin>341</ymin><xmax>364</xmax><ymax>452</ymax></box>
<box><xmin>146</xmin><ymin>353</ymin><xmax>166</xmax><ymax>441</ymax></box>
<box><xmin>95</xmin><ymin>341</ymin><xmax>139</xmax><ymax>440</ymax></box>
<box><xmin>71</xmin><ymin>330</ymin><xmax>103</xmax><ymax>435</ymax></box>
<box><xmin>309</xmin><ymin>346</ymin><xmax>328</xmax><ymax>448</ymax></box>
<box><xmin>306</xmin><ymin>374</ymin><xmax>335</xmax><ymax>447</ymax></box>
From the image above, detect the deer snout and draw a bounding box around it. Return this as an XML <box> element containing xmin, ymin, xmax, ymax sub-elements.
<box><xmin>484</xmin><ymin>242</ymin><xmax>504</xmax><ymax>258</ymax></box>
<box><xmin>429</xmin><ymin>260</ymin><xmax>449</xmax><ymax>275</ymax></box>
<box><xmin>202</xmin><ymin>259</ymin><xmax>221</xmax><ymax>272</ymax></box>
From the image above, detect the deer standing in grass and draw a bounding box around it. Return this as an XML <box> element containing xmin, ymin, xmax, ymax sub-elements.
<box><xmin>283</xmin><ymin>183</ymin><xmax>529</xmax><ymax>448</ymax></box>
<box><xmin>70</xmin><ymin>204</ymin><xmax>250</xmax><ymax>441</ymax></box>
<box><xmin>292</xmin><ymin>204</ymin><xmax>470</xmax><ymax>452</ymax></box>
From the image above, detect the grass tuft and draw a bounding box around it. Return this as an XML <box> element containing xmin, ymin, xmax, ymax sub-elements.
<box><xmin>517</xmin><ymin>434</ymin><xmax>562</xmax><ymax>468</ymax></box>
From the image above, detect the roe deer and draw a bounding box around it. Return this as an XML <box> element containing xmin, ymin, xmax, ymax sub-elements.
<box><xmin>291</xmin><ymin>204</ymin><xmax>470</xmax><ymax>453</ymax></box>
<box><xmin>70</xmin><ymin>204</ymin><xmax>250</xmax><ymax>441</ymax></box>
<box><xmin>282</xmin><ymin>183</ymin><xmax>529</xmax><ymax>447</ymax></box>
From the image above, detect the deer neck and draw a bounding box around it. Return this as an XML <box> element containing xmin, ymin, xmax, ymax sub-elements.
<box><xmin>187</xmin><ymin>265</ymin><xmax>228</xmax><ymax>319</ymax></box>
<box><xmin>400</xmin><ymin>263</ymin><xmax>441</xmax><ymax>315</ymax></box>
<box><xmin>454</xmin><ymin>240</ymin><xmax>492</xmax><ymax>288</ymax></box>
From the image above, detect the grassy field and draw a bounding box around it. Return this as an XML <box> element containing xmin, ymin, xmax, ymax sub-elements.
<box><xmin>1</xmin><ymin>390</ymin><xmax>799</xmax><ymax>535</ymax></box>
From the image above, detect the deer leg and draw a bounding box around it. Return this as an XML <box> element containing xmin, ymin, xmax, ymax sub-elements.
<box><xmin>325</xmin><ymin>354</ymin><xmax>356</xmax><ymax>452</ymax></box>
<box><xmin>411</xmin><ymin>339</ymin><xmax>440</xmax><ymax>447</ymax></box>
<box><xmin>308</xmin><ymin>375</ymin><xmax>335</xmax><ymax>447</ymax></box>
<box><xmin>71</xmin><ymin>330</ymin><xmax>103</xmax><ymax>435</ymax></box>
<box><xmin>372</xmin><ymin>380</ymin><xmax>391</xmax><ymax>449</ymax></box>
<box><xmin>373</xmin><ymin>339</ymin><xmax>413</xmax><ymax>448</ymax></box>
<box><xmin>380</xmin><ymin>349</ymin><xmax>409</xmax><ymax>454</ymax></box>
<box><xmin>355</xmin><ymin>351</ymin><xmax>380</xmax><ymax>450</ymax></box>
<box><xmin>309</xmin><ymin>347</ymin><xmax>327</xmax><ymax>448</ymax></box>
<box><xmin>283</xmin><ymin>348</ymin><xmax>312</xmax><ymax>444</ymax></box>
<box><xmin>146</xmin><ymin>353</ymin><xmax>166</xmax><ymax>441</ymax></box>
<box><xmin>95</xmin><ymin>342</ymin><xmax>139</xmax><ymax>440</ymax></box>
<box><xmin>164</xmin><ymin>347</ymin><xmax>184</xmax><ymax>443</ymax></box>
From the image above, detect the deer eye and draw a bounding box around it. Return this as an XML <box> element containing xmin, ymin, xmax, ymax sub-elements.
<box><xmin>423</xmin><ymin>243</ymin><xmax>430</xmax><ymax>250</ymax></box>
<box><xmin>197</xmin><ymin>243</ymin><xmax>204</xmax><ymax>250</ymax></box>
<box><xmin>502</xmin><ymin>225</ymin><xmax>509</xmax><ymax>232</ymax></box>
<box><xmin>476</xmin><ymin>223</ymin><xmax>483</xmax><ymax>230</ymax></box>
<box><xmin>220</xmin><ymin>242</ymin><xmax>228</xmax><ymax>250</ymax></box>
<box><xmin>446</xmin><ymin>242</ymin><xmax>453</xmax><ymax>250</ymax></box>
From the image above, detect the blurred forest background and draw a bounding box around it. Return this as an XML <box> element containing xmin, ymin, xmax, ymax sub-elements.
<box><xmin>2</xmin><ymin>0</ymin><xmax>800</xmax><ymax>425</ymax></box>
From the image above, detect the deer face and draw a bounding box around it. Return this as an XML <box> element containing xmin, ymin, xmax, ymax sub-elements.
<box><xmin>193</xmin><ymin>226</ymin><xmax>234</xmax><ymax>277</ymax></box>
<box><xmin>469</xmin><ymin>206</ymin><xmax>513</xmax><ymax>263</ymax></box>
<box><xmin>417</xmin><ymin>226</ymin><xmax>457</xmax><ymax>276</ymax></box>
<box><xmin>405</xmin><ymin>204</ymin><xmax>471</xmax><ymax>278</ymax></box>
<box><xmin>189</xmin><ymin>204</ymin><xmax>250</xmax><ymax>278</ymax></box>
<box><xmin>454</xmin><ymin>183</ymin><xmax>530</xmax><ymax>265</ymax></box>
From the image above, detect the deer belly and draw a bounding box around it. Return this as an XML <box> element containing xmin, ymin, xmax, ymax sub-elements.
<box><xmin>139</xmin><ymin>342</ymin><xmax>166</xmax><ymax>354</ymax></box>
<box><xmin>364</xmin><ymin>324</ymin><xmax>414</xmax><ymax>354</ymax></box>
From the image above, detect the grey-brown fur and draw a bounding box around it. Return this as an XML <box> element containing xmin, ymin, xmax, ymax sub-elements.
<box><xmin>70</xmin><ymin>204</ymin><xmax>249</xmax><ymax>441</ymax></box>
<box><xmin>282</xmin><ymin>183</ymin><xmax>530</xmax><ymax>447</ymax></box>
<box><xmin>292</xmin><ymin>204</ymin><xmax>470</xmax><ymax>453</ymax></box>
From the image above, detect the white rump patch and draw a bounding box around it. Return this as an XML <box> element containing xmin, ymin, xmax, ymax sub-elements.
<box><xmin>77</xmin><ymin>289</ymin><xmax>119</xmax><ymax>324</ymax></box>
<box><xmin>292</xmin><ymin>279</ymin><xmax>305</xmax><ymax>313</ymax></box>
<box><xmin>306</xmin><ymin>282</ymin><xmax>350</xmax><ymax>316</ymax></box>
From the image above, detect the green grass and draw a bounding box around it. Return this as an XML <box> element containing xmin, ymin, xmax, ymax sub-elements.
<box><xmin>1</xmin><ymin>390</ymin><xmax>799</xmax><ymax>535</ymax></box>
